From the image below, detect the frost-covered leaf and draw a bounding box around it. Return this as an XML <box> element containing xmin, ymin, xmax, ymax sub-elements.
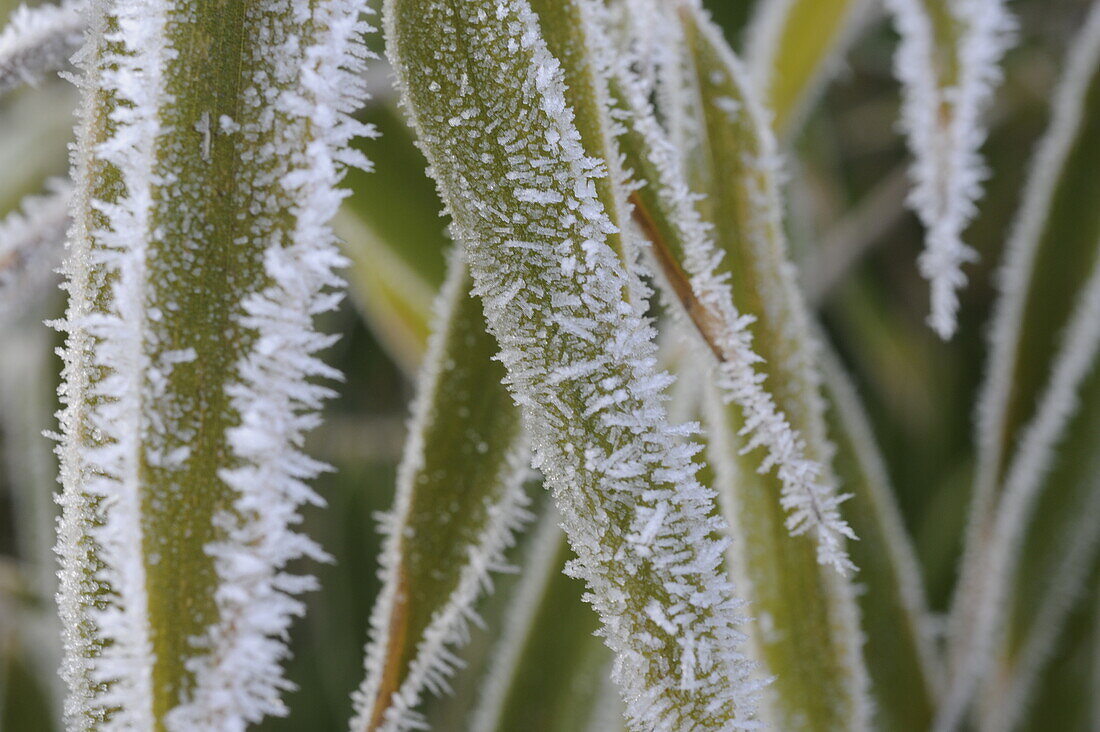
<box><xmin>611</xmin><ymin>18</ymin><xmax>855</xmax><ymax>576</ymax></box>
<box><xmin>978</xmin><ymin>383</ymin><xmax>1100</xmax><ymax>731</ymax></box>
<box><xmin>53</xmin><ymin>0</ymin><xmax>373</xmax><ymax>727</ymax></box>
<box><xmin>884</xmin><ymin>0</ymin><xmax>1014</xmax><ymax>339</ymax></box>
<box><xmin>943</xmin><ymin>7</ymin><xmax>1100</xmax><ymax>729</ymax></box>
<box><xmin>0</xmin><ymin>0</ymin><xmax>83</xmax><ymax>97</ymax></box>
<box><xmin>1011</xmin><ymin>570</ymin><xmax>1100</xmax><ymax>732</ymax></box>
<box><xmin>353</xmin><ymin>4</ymin><xmax>643</xmax><ymax>725</ymax></box>
<box><xmin>350</xmin><ymin>255</ymin><xmax>530</xmax><ymax>732</ymax></box>
<box><xmin>528</xmin><ymin>0</ymin><xmax>632</xmax><ymax>272</ymax></box>
<box><xmin>0</xmin><ymin>180</ymin><xmax>69</xmax><ymax>318</ymax></box>
<box><xmin>745</xmin><ymin>0</ymin><xmax>871</xmax><ymax>136</ymax></box>
<box><xmin>818</xmin><ymin>346</ymin><xmax>939</xmax><ymax>730</ymax></box>
<box><xmin>470</xmin><ymin>507</ymin><xmax>614</xmax><ymax>732</ymax></box>
<box><xmin>647</xmin><ymin>5</ymin><xmax>870</xmax><ymax>728</ymax></box>
<box><xmin>384</xmin><ymin>0</ymin><xmax>763</xmax><ymax>728</ymax></box>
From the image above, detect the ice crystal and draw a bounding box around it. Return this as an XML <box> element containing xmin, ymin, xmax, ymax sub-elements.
<box><xmin>885</xmin><ymin>0</ymin><xmax>1015</xmax><ymax>338</ymax></box>
<box><xmin>53</xmin><ymin>0</ymin><xmax>373</xmax><ymax>727</ymax></box>
<box><xmin>385</xmin><ymin>0</ymin><xmax>762</xmax><ymax>727</ymax></box>
<box><xmin>612</xmin><ymin>39</ymin><xmax>856</xmax><ymax>574</ymax></box>
<box><xmin>351</xmin><ymin>255</ymin><xmax>533</xmax><ymax>732</ymax></box>
<box><xmin>941</xmin><ymin>8</ymin><xmax>1100</xmax><ymax>727</ymax></box>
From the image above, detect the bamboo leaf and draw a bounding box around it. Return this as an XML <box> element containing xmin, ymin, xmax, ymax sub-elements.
<box><xmin>883</xmin><ymin>0</ymin><xmax>1014</xmax><ymax>339</ymax></box>
<box><xmin>0</xmin><ymin>1</ymin><xmax>83</xmax><ymax>97</ymax></box>
<box><xmin>384</xmin><ymin>0</ymin><xmax>763</xmax><ymax>727</ymax></box>
<box><xmin>53</xmin><ymin>0</ymin><xmax>373</xmax><ymax>727</ymax></box>
<box><xmin>745</xmin><ymin>0</ymin><xmax>871</xmax><ymax>137</ymax></box>
<box><xmin>945</xmin><ymin>7</ymin><xmax>1100</xmax><ymax>729</ymax></box>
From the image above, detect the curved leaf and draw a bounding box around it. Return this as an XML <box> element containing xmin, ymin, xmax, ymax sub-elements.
<box><xmin>945</xmin><ymin>7</ymin><xmax>1100</xmax><ymax>728</ymax></box>
<box><xmin>819</xmin><ymin>346</ymin><xmax>939</xmax><ymax>730</ymax></box>
<box><xmin>646</xmin><ymin>6</ymin><xmax>869</xmax><ymax>728</ymax></box>
<box><xmin>384</xmin><ymin>0</ymin><xmax>763</xmax><ymax>727</ymax></box>
<box><xmin>351</xmin><ymin>256</ymin><xmax>530</xmax><ymax>732</ymax></box>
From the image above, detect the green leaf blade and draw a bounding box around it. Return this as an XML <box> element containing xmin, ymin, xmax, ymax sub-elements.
<box><xmin>819</xmin><ymin>350</ymin><xmax>939</xmax><ymax>730</ymax></box>
<box><xmin>948</xmin><ymin>7</ymin><xmax>1100</xmax><ymax>728</ymax></box>
<box><xmin>676</xmin><ymin>7</ymin><xmax>870</xmax><ymax>729</ymax></box>
<box><xmin>383</xmin><ymin>0</ymin><xmax>763</xmax><ymax>727</ymax></box>
<box><xmin>352</xmin><ymin>256</ymin><xmax>529</xmax><ymax>732</ymax></box>
<box><xmin>55</xmin><ymin>0</ymin><xmax>373</xmax><ymax>726</ymax></box>
<box><xmin>746</xmin><ymin>0</ymin><xmax>869</xmax><ymax>137</ymax></box>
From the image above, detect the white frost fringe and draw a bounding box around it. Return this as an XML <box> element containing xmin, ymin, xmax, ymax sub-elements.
<box><xmin>885</xmin><ymin>0</ymin><xmax>1014</xmax><ymax>339</ymax></box>
<box><xmin>351</xmin><ymin>255</ymin><xmax>533</xmax><ymax>732</ymax></box>
<box><xmin>386</xmin><ymin>0</ymin><xmax>764</xmax><ymax>727</ymax></box>
<box><xmin>946</xmin><ymin>10</ymin><xmax>1100</xmax><ymax>731</ymax></box>
<box><xmin>613</xmin><ymin>6</ymin><xmax>856</xmax><ymax>573</ymax></box>
<box><xmin>166</xmin><ymin>1</ymin><xmax>374</xmax><ymax>729</ymax></box>
<box><xmin>55</xmin><ymin>0</ymin><xmax>373</xmax><ymax>728</ymax></box>
<box><xmin>0</xmin><ymin>179</ymin><xmax>71</xmax><ymax>318</ymax></box>
<box><xmin>937</xmin><ymin>256</ymin><xmax>1100</xmax><ymax>732</ymax></box>
<box><xmin>971</xmin><ymin>1</ymin><xmax>1100</xmax><ymax>570</ymax></box>
<box><xmin>0</xmin><ymin>0</ymin><xmax>84</xmax><ymax>95</ymax></box>
<box><xmin>54</xmin><ymin>0</ymin><xmax>165</xmax><ymax>726</ymax></box>
<box><xmin>980</xmin><ymin>482</ymin><xmax>1100</xmax><ymax>732</ymax></box>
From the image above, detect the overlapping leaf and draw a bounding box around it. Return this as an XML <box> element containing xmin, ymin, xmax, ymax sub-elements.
<box><xmin>945</xmin><ymin>5</ymin><xmax>1100</xmax><ymax>729</ymax></box>
<box><xmin>384</xmin><ymin>0</ymin><xmax>762</xmax><ymax>727</ymax></box>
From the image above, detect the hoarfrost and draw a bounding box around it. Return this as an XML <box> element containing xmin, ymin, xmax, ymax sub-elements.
<box><xmin>611</xmin><ymin>5</ymin><xmax>856</xmax><ymax>573</ymax></box>
<box><xmin>885</xmin><ymin>0</ymin><xmax>1014</xmax><ymax>339</ymax></box>
<box><xmin>351</xmin><ymin>255</ymin><xmax>533</xmax><ymax>732</ymax></box>
<box><xmin>942</xmin><ymin>7</ymin><xmax>1100</xmax><ymax>729</ymax></box>
<box><xmin>385</xmin><ymin>0</ymin><xmax>762</xmax><ymax>728</ymax></box>
<box><xmin>53</xmin><ymin>0</ymin><xmax>375</xmax><ymax>727</ymax></box>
